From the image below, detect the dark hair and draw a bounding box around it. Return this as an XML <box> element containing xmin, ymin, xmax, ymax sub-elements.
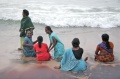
<box><xmin>23</xmin><ymin>9</ymin><xmax>29</xmax><ymax>16</ymax></box>
<box><xmin>102</xmin><ymin>33</ymin><xmax>110</xmax><ymax>49</ymax></box>
<box><xmin>72</xmin><ymin>38</ymin><xmax>80</xmax><ymax>48</ymax></box>
<box><xmin>45</xmin><ymin>26</ymin><xmax>53</xmax><ymax>32</ymax></box>
<box><xmin>37</xmin><ymin>36</ymin><xmax>43</xmax><ymax>48</ymax></box>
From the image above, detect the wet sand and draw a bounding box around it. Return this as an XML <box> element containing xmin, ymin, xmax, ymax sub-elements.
<box><xmin>88</xmin><ymin>64</ymin><xmax>120</xmax><ymax>79</ymax></box>
<box><xmin>0</xmin><ymin>63</ymin><xmax>78</xmax><ymax>79</ymax></box>
<box><xmin>0</xmin><ymin>20</ymin><xmax>120</xmax><ymax>79</ymax></box>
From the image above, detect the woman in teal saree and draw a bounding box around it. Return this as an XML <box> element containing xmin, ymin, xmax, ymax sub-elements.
<box><xmin>54</xmin><ymin>38</ymin><xmax>87</xmax><ymax>72</ymax></box>
<box><xmin>45</xmin><ymin>26</ymin><xmax>65</xmax><ymax>61</ymax></box>
<box><xmin>23</xmin><ymin>31</ymin><xmax>36</xmax><ymax>57</ymax></box>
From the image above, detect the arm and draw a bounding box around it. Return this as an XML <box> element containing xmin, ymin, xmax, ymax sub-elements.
<box><xmin>110</xmin><ymin>42</ymin><xmax>114</xmax><ymax>54</ymax></box>
<box><xmin>45</xmin><ymin>44</ymin><xmax>49</xmax><ymax>53</ymax></box>
<box><xmin>95</xmin><ymin>46</ymin><xmax>99</xmax><ymax>55</ymax></box>
<box><xmin>36</xmin><ymin>51</ymin><xmax>42</xmax><ymax>54</ymax></box>
<box><xmin>27</xmin><ymin>18</ymin><xmax>35</xmax><ymax>30</ymax></box>
<box><xmin>48</xmin><ymin>37</ymin><xmax>57</xmax><ymax>52</ymax></box>
<box><xmin>20</xmin><ymin>19</ymin><xmax>26</xmax><ymax>31</ymax></box>
<box><xmin>95</xmin><ymin>46</ymin><xmax>107</xmax><ymax>56</ymax></box>
<box><xmin>23</xmin><ymin>40</ymin><xmax>33</xmax><ymax>47</ymax></box>
<box><xmin>33</xmin><ymin>40</ymin><xmax>37</xmax><ymax>44</ymax></box>
<box><xmin>54</xmin><ymin>65</ymin><xmax>61</xmax><ymax>69</ymax></box>
<box><xmin>19</xmin><ymin>28</ymin><xmax>21</xmax><ymax>32</ymax></box>
<box><xmin>48</xmin><ymin>42</ymin><xmax>52</xmax><ymax>52</ymax></box>
<box><xmin>21</xmin><ymin>17</ymin><xmax>32</xmax><ymax>31</ymax></box>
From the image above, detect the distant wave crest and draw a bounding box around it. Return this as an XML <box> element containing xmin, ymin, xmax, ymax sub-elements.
<box><xmin>0</xmin><ymin>5</ymin><xmax>120</xmax><ymax>28</ymax></box>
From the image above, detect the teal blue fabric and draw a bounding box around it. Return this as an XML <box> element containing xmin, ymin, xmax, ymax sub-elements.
<box><xmin>60</xmin><ymin>48</ymin><xmax>87</xmax><ymax>72</ymax></box>
<box><xmin>23</xmin><ymin>37</ymin><xmax>36</xmax><ymax>57</ymax></box>
<box><xmin>49</xmin><ymin>32</ymin><xmax>65</xmax><ymax>59</ymax></box>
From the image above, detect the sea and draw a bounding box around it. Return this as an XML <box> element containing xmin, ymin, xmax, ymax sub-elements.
<box><xmin>0</xmin><ymin>0</ymin><xmax>120</xmax><ymax>28</ymax></box>
<box><xmin>0</xmin><ymin>1</ymin><xmax>120</xmax><ymax>79</ymax></box>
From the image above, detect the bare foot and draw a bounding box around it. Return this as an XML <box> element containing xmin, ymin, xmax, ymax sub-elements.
<box><xmin>18</xmin><ymin>48</ymin><xmax>22</xmax><ymax>50</ymax></box>
<box><xmin>94</xmin><ymin>57</ymin><xmax>98</xmax><ymax>61</ymax></box>
<box><xmin>94</xmin><ymin>55</ymin><xmax>98</xmax><ymax>61</ymax></box>
<box><xmin>84</xmin><ymin>57</ymin><xmax>88</xmax><ymax>61</ymax></box>
<box><xmin>54</xmin><ymin>66</ymin><xmax>60</xmax><ymax>69</ymax></box>
<box><xmin>50</xmin><ymin>57</ymin><xmax>56</xmax><ymax>60</ymax></box>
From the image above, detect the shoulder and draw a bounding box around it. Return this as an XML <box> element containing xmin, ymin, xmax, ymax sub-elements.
<box><xmin>51</xmin><ymin>32</ymin><xmax>57</xmax><ymax>36</ymax></box>
<box><xmin>50</xmin><ymin>32</ymin><xmax>56</xmax><ymax>38</ymax></box>
<box><xmin>26</xmin><ymin>16</ymin><xmax>31</xmax><ymax>21</ymax></box>
<box><xmin>66</xmin><ymin>48</ymin><xmax>72</xmax><ymax>52</ymax></box>
<box><xmin>79</xmin><ymin>47</ymin><xmax>84</xmax><ymax>51</ymax></box>
<box><xmin>27</xmin><ymin>16</ymin><xmax>31</xmax><ymax>19</ymax></box>
<box><xmin>24</xmin><ymin>37</ymin><xmax>28</xmax><ymax>40</ymax></box>
<box><xmin>98</xmin><ymin>42</ymin><xmax>103</xmax><ymax>46</ymax></box>
<box><xmin>51</xmin><ymin>32</ymin><xmax>59</xmax><ymax>39</ymax></box>
<box><xmin>42</xmin><ymin>43</ymin><xmax>47</xmax><ymax>46</ymax></box>
<box><xmin>109</xmin><ymin>41</ymin><xmax>114</xmax><ymax>48</ymax></box>
<box><xmin>97</xmin><ymin>42</ymin><xmax>103</xmax><ymax>48</ymax></box>
<box><xmin>34</xmin><ymin>42</ymin><xmax>38</xmax><ymax>48</ymax></box>
<box><xmin>109</xmin><ymin>41</ymin><xmax>114</xmax><ymax>45</ymax></box>
<box><xmin>24</xmin><ymin>37</ymin><xmax>29</xmax><ymax>43</ymax></box>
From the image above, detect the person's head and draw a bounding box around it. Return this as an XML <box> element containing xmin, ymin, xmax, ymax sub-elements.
<box><xmin>102</xmin><ymin>33</ymin><xmax>109</xmax><ymax>42</ymax></box>
<box><xmin>72</xmin><ymin>38</ymin><xmax>80</xmax><ymax>48</ymax></box>
<box><xmin>26</xmin><ymin>31</ymin><xmax>32</xmax><ymax>38</ymax></box>
<box><xmin>102</xmin><ymin>33</ymin><xmax>110</xmax><ymax>49</ymax></box>
<box><xmin>22</xmin><ymin>9</ymin><xmax>29</xmax><ymax>17</ymax></box>
<box><xmin>37</xmin><ymin>36</ymin><xmax>43</xmax><ymax>48</ymax></box>
<box><xmin>45</xmin><ymin>26</ymin><xmax>53</xmax><ymax>34</ymax></box>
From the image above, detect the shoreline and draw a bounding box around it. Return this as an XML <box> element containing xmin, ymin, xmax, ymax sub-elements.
<box><xmin>0</xmin><ymin>19</ymin><xmax>120</xmax><ymax>28</ymax></box>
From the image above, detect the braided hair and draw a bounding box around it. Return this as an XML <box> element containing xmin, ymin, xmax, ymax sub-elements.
<box><xmin>37</xmin><ymin>36</ymin><xmax>43</xmax><ymax>48</ymax></box>
<box><xmin>102</xmin><ymin>34</ymin><xmax>110</xmax><ymax>49</ymax></box>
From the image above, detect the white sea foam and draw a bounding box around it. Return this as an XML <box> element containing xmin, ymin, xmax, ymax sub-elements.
<box><xmin>0</xmin><ymin>0</ymin><xmax>120</xmax><ymax>28</ymax></box>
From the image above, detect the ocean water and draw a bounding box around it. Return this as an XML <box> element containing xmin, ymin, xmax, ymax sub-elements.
<box><xmin>0</xmin><ymin>0</ymin><xmax>120</xmax><ymax>28</ymax></box>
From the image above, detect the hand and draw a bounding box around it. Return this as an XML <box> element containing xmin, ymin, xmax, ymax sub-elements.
<box><xmin>33</xmin><ymin>40</ymin><xmax>37</xmax><ymax>44</ymax></box>
<box><xmin>48</xmin><ymin>49</ymin><xmax>51</xmax><ymax>52</ymax></box>
<box><xmin>19</xmin><ymin>29</ymin><xmax>21</xmax><ymax>32</ymax></box>
<box><xmin>54</xmin><ymin>66</ymin><xmax>60</xmax><ymax>69</ymax></box>
<box><xmin>37</xmin><ymin>51</ymin><xmax>42</xmax><ymax>54</ymax></box>
<box><xmin>100</xmin><ymin>53</ymin><xmax>107</xmax><ymax>56</ymax></box>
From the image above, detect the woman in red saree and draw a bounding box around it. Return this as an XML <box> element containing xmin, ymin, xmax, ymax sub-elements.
<box><xmin>95</xmin><ymin>34</ymin><xmax>114</xmax><ymax>62</ymax></box>
<box><xmin>34</xmin><ymin>36</ymin><xmax>51</xmax><ymax>61</ymax></box>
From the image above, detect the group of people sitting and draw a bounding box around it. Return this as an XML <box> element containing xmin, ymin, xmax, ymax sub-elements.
<box><xmin>21</xmin><ymin>26</ymin><xmax>88</xmax><ymax>72</ymax></box>
<box><xmin>21</xmin><ymin>26</ymin><xmax>114</xmax><ymax>72</ymax></box>
<box><xmin>18</xmin><ymin>9</ymin><xmax>114</xmax><ymax>72</ymax></box>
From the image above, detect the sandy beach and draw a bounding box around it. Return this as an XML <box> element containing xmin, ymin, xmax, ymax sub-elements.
<box><xmin>0</xmin><ymin>19</ymin><xmax>120</xmax><ymax>79</ymax></box>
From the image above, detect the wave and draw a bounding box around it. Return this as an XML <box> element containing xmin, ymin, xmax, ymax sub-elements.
<box><xmin>0</xmin><ymin>4</ymin><xmax>120</xmax><ymax>28</ymax></box>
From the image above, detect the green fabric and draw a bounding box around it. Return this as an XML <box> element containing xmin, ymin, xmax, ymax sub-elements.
<box><xmin>20</xmin><ymin>16</ymin><xmax>34</xmax><ymax>31</ymax></box>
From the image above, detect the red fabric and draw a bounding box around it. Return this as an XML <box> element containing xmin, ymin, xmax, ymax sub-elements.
<box><xmin>34</xmin><ymin>43</ymin><xmax>51</xmax><ymax>61</ymax></box>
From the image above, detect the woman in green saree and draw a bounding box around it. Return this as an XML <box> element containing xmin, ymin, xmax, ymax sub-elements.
<box><xmin>18</xmin><ymin>9</ymin><xmax>35</xmax><ymax>50</ymax></box>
